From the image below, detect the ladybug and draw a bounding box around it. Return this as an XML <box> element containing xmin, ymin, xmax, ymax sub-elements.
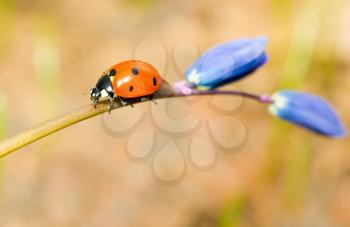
<box><xmin>90</xmin><ymin>60</ymin><xmax>163</xmax><ymax>108</ymax></box>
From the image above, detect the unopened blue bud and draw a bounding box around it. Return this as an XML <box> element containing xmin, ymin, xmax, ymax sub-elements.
<box><xmin>269</xmin><ymin>90</ymin><xmax>347</xmax><ymax>137</ymax></box>
<box><xmin>185</xmin><ymin>37</ymin><xmax>267</xmax><ymax>89</ymax></box>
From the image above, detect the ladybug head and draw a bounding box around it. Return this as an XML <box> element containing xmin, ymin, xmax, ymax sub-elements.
<box><xmin>90</xmin><ymin>87</ymin><xmax>101</xmax><ymax>103</ymax></box>
<box><xmin>90</xmin><ymin>75</ymin><xmax>114</xmax><ymax>103</ymax></box>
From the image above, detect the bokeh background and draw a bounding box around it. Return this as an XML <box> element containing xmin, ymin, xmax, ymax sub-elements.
<box><xmin>1</xmin><ymin>0</ymin><xmax>350</xmax><ymax>226</ymax></box>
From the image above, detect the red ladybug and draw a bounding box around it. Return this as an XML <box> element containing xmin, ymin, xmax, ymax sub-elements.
<box><xmin>90</xmin><ymin>60</ymin><xmax>163</xmax><ymax>107</ymax></box>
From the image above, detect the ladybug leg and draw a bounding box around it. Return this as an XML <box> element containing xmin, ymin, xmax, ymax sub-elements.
<box><xmin>140</xmin><ymin>97</ymin><xmax>148</xmax><ymax>102</ymax></box>
<box><xmin>106</xmin><ymin>91</ymin><xmax>116</xmax><ymax>113</ymax></box>
<box><xmin>140</xmin><ymin>96</ymin><xmax>157</xmax><ymax>105</ymax></box>
<box><xmin>149</xmin><ymin>94</ymin><xmax>158</xmax><ymax>105</ymax></box>
<box><xmin>118</xmin><ymin>97</ymin><xmax>133</xmax><ymax>108</ymax></box>
<box><xmin>108</xmin><ymin>96</ymin><xmax>115</xmax><ymax>114</ymax></box>
<box><xmin>116</xmin><ymin>97</ymin><xmax>134</xmax><ymax>108</ymax></box>
<box><xmin>120</xmin><ymin>99</ymin><xmax>128</xmax><ymax>106</ymax></box>
<box><xmin>109</xmin><ymin>96</ymin><xmax>114</xmax><ymax>105</ymax></box>
<box><xmin>140</xmin><ymin>95</ymin><xmax>157</xmax><ymax>104</ymax></box>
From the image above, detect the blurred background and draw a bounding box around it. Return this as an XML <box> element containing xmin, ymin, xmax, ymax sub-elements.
<box><xmin>0</xmin><ymin>0</ymin><xmax>350</xmax><ymax>226</ymax></box>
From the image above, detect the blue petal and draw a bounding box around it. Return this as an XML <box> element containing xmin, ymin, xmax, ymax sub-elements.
<box><xmin>185</xmin><ymin>37</ymin><xmax>268</xmax><ymax>89</ymax></box>
<box><xmin>269</xmin><ymin>90</ymin><xmax>347</xmax><ymax>137</ymax></box>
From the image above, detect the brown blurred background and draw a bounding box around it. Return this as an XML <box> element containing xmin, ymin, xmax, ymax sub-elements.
<box><xmin>0</xmin><ymin>0</ymin><xmax>350</xmax><ymax>226</ymax></box>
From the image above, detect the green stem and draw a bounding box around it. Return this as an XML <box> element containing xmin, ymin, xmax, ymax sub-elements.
<box><xmin>0</xmin><ymin>84</ymin><xmax>270</xmax><ymax>159</ymax></box>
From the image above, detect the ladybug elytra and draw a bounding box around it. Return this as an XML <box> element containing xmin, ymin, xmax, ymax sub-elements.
<box><xmin>90</xmin><ymin>60</ymin><xmax>163</xmax><ymax>108</ymax></box>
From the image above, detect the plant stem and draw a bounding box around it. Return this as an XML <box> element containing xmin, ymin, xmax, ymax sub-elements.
<box><xmin>0</xmin><ymin>83</ymin><xmax>271</xmax><ymax>159</ymax></box>
<box><xmin>177</xmin><ymin>89</ymin><xmax>272</xmax><ymax>103</ymax></box>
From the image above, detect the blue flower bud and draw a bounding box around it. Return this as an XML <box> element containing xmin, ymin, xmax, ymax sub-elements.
<box><xmin>185</xmin><ymin>37</ymin><xmax>268</xmax><ymax>89</ymax></box>
<box><xmin>269</xmin><ymin>90</ymin><xmax>347</xmax><ymax>137</ymax></box>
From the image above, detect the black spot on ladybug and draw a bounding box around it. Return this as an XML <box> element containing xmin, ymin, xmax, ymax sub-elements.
<box><xmin>109</xmin><ymin>69</ymin><xmax>116</xmax><ymax>76</ymax></box>
<box><xmin>129</xmin><ymin>85</ymin><xmax>134</xmax><ymax>92</ymax></box>
<box><xmin>153</xmin><ymin>77</ymin><xmax>157</xmax><ymax>86</ymax></box>
<box><xmin>131</xmin><ymin>67</ymin><xmax>139</xmax><ymax>75</ymax></box>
